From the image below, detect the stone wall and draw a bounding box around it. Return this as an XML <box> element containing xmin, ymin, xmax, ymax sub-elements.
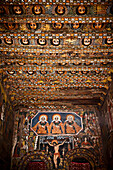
<box><xmin>99</xmin><ymin>73</ymin><xmax>113</xmax><ymax>170</ymax></box>
<box><xmin>0</xmin><ymin>84</ymin><xmax>14</xmax><ymax>170</ymax></box>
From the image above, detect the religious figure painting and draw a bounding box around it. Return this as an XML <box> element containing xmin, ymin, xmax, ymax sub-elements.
<box><xmin>31</xmin><ymin>112</ymin><xmax>83</xmax><ymax>135</ymax></box>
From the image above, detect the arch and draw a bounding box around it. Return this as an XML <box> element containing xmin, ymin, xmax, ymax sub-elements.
<box><xmin>18</xmin><ymin>150</ymin><xmax>53</xmax><ymax>170</ymax></box>
<box><xmin>63</xmin><ymin>148</ymin><xmax>100</xmax><ymax>170</ymax></box>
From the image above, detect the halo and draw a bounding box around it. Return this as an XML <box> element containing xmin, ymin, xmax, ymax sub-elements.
<box><xmin>52</xmin><ymin>114</ymin><xmax>61</xmax><ymax>121</ymax></box>
<box><xmin>39</xmin><ymin>114</ymin><xmax>48</xmax><ymax>121</ymax></box>
<box><xmin>51</xmin><ymin>140</ymin><xmax>58</xmax><ymax>144</ymax></box>
<box><xmin>66</xmin><ymin>114</ymin><xmax>75</xmax><ymax>121</ymax></box>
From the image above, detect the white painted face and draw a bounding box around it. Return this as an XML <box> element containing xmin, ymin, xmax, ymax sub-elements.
<box><xmin>13</xmin><ymin>6</ymin><xmax>22</xmax><ymax>15</ymax></box>
<box><xmin>78</xmin><ymin>6</ymin><xmax>86</xmax><ymax>14</ymax></box>
<box><xmin>72</xmin><ymin>23</ymin><xmax>80</xmax><ymax>29</ymax></box>
<box><xmin>107</xmin><ymin>38</ymin><xmax>113</xmax><ymax>44</ymax></box>
<box><xmin>56</xmin><ymin>5</ymin><xmax>65</xmax><ymax>15</ymax></box>
<box><xmin>33</xmin><ymin>6</ymin><xmax>42</xmax><ymax>15</ymax></box>
<box><xmin>22</xmin><ymin>38</ymin><xmax>29</xmax><ymax>45</ymax></box>
<box><xmin>83</xmin><ymin>38</ymin><xmax>91</xmax><ymax>46</ymax></box>
<box><xmin>30</xmin><ymin>23</ymin><xmax>37</xmax><ymax>29</ymax></box>
<box><xmin>52</xmin><ymin>39</ymin><xmax>60</xmax><ymax>46</ymax></box>
<box><xmin>54</xmin><ymin>116</ymin><xmax>59</xmax><ymax>122</ymax></box>
<box><xmin>38</xmin><ymin>38</ymin><xmax>46</xmax><ymax>45</ymax></box>
<box><xmin>67</xmin><ymin>116</ymin><xmax>73</xmax><ymax>122</ymax></box>
<box><xmin>41</xmin><ymin>116</ymin><xmax>46</xmax><ymax>122</ymax></box>
<box><xmin>85</xmin><ymin>137</ymin><xmax>87</xmax><ymax>142</ymax></box>
<box><xmin>54</xmin><ymin>23</ymin><xmax>62</xmax><ymax>29</ymax></box>
<box><xmin>5</xmin><ymin>38</ymin><xmax>12</xmax><ymax>45</ymax></box>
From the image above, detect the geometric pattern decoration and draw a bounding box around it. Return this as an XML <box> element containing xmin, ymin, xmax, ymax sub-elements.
<box><xmin>0</xmin><ymin>0</ymin><xmax>113</xmax><ymax>170</ymax></box>
<box><xmin>0</xmin><ymin>0</ymin><xmax>113</xmax><ymax>109</ymax></box>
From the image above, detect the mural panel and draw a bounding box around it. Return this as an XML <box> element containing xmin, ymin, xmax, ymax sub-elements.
<box><xmin>31</xmin><ymin>112</ymin><xmax>83</xmax><ymax>136</ymax></box>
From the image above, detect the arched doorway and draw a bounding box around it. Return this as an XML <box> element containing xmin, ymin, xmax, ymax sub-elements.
<box><xmin>69</xmin><ymin>157</ymin><xmax>92</xmax><ymax>170</ymax></box>
<box><xmin>18</xmin><ymin>150</ymin><xmax>53</xmax><ymax>170</ymax></box>
<box><xmin>26</xmin><ymin>160</ymin><xmax>47</xmax><ymax>170</ymax></box>
<box><xmin>64</xmin><ymin>148</ymin><xmax>100</xmax><ymax>170</ymax></box>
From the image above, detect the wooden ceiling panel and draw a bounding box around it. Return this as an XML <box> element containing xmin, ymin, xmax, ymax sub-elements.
<box><xmin>0</xmin><ymin>0</ymin><xmax>113</xmax><ymax>109</ymax></box>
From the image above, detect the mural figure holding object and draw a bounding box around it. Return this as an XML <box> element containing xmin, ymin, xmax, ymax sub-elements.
<box><xmin>47</xmin><ymin>139</ymin><xmax>66</xmax><ymax>169</ymax></box>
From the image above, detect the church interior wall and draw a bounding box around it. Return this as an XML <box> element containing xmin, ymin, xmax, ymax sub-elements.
<box><xmin>0</xmin><ymin>84</ymin><xmax>14</xmax><ymax>170</ymax></box>
<box><xmin>0</xmin><ymin>1</ymin><xmax>113</xmax><ymax>170</ymax></box>
<box><xmin>11</xmin><ymin>106</ymin><xmax>105</xmax><ymax>169</ymax></box>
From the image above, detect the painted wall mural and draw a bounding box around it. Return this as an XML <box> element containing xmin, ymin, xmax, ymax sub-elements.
<box><xmin>12</xmin><ymin>109</ymin><xmax>104</xmax><ymax>169</ymax></box>
<box><xmin>31</xmin><ymin>112</ymin><xmax>83</xmax><ymax>135</ymax></box>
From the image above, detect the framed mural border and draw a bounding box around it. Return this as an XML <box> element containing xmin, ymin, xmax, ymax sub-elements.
<box><xmin>30</xmin><ymin>111</ymin><xmax>83</xmax><ymax>136</ymax></box>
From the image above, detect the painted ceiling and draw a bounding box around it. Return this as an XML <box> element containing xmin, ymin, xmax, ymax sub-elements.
<box><xmin>0</xmin><ymin>0</ymin><xmax>113</xmax><ymax>110</ymax></box>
